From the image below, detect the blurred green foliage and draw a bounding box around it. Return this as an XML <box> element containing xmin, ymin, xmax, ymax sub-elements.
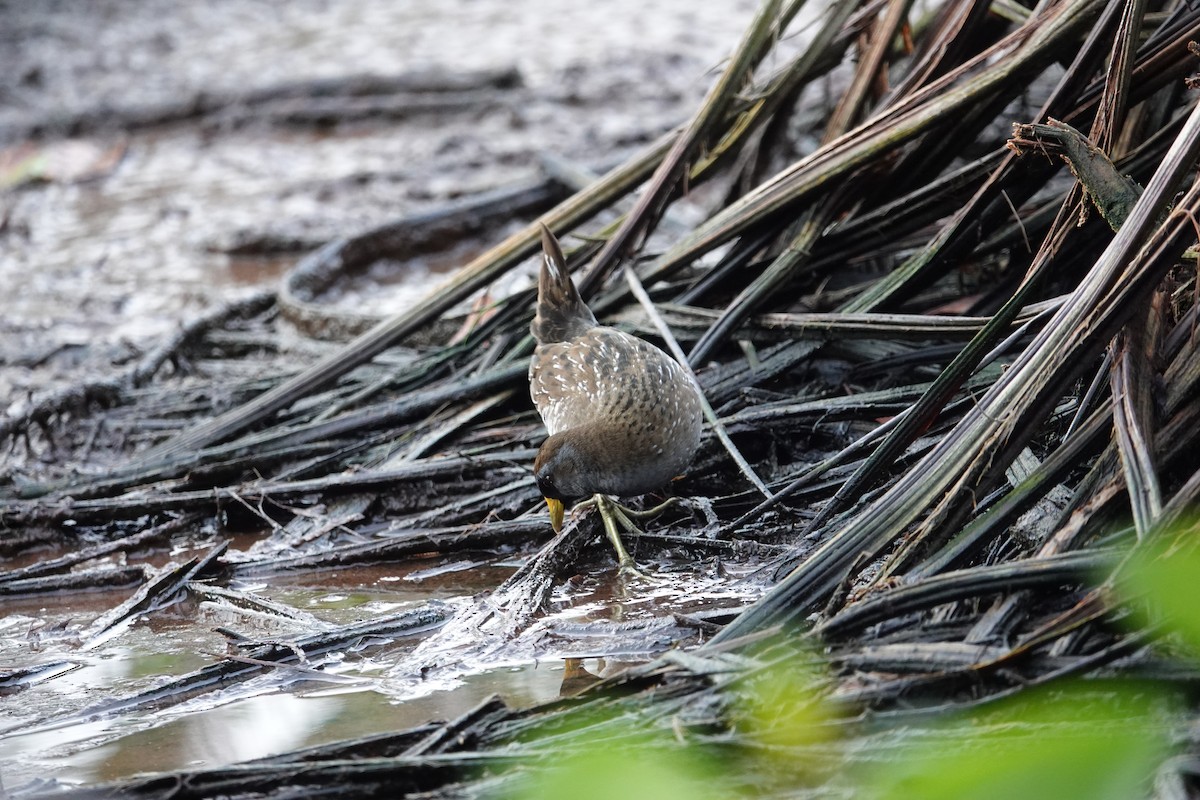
<box><xmin>1121</xmin><ymin>522</ymin><xmax>1200</xmax><ymax>656</ymax></box>
<box><xmin>866</xmin><ymin>685</ymin><xmax>1167</xmax><ymax>800</ymax></box>
<box><xmin>504</xmin><ymin>707</ymin><xmax>727</xmax><ymax>800</ymax></box>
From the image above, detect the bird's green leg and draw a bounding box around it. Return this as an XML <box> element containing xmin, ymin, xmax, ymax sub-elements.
<box><xmin>615</xmin><ymin>496</ymin><xmax>679</xmax><ymax>520</ymax></box>
<box><xmin>572</xmin><ymin>495</ymin><xmax>680</xmax><ymax>571</ymax></box>
<box><xmin>594</xmin><ymin>494</ymin><xmax>637</xmax><ymax>571</ymax></box>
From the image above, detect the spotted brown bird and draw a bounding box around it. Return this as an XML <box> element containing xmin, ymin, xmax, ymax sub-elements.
<box><xmin>529</xmin><ymin>225</ymin><xmax>703</xmax><ymax>568</ymax></box>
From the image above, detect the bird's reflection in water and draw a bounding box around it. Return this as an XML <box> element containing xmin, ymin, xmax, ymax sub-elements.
<box><xmin>558</xmin><ymin>657</ymin><xmax>605</xmax><ymax>696</ymax></box>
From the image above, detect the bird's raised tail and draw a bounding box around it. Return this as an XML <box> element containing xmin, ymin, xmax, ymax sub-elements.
<box><xmin>531</xmin><ymin>224</ymin><xmax>597</xmax><ymax>344</ymax></box>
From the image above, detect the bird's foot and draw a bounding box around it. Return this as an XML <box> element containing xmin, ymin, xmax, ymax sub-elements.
<box><xmin>574</xmin><ymin>494</ymin><xmax>678</xmax><ymax>574</ymax></box>
<box><xmin>617</xmin><ymin>496</ymin><xmax>680</xmax><ymax>521</ymax></box>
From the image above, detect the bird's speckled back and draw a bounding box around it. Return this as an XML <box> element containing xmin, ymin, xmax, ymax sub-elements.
<box><xmin>528</xmin><ymin>227</ymin><xmax>702</xmax><ymax>499</ymax></box>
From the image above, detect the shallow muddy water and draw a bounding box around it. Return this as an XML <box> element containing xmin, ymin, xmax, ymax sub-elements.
<box><xmin>2</xmin><ymin>649</ymin><xmax>569</xmax><ymax>787</ymax></box>
<box><xmin>0</xmin><ymin>535</ymin><xmax>761</xmax><ymax>788</ymax></box>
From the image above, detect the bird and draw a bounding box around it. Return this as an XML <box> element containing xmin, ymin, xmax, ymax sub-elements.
<box><xmin>529</xmin><ymin>224</ymin><xmax>703</xmax><ymax>569</ymax></box>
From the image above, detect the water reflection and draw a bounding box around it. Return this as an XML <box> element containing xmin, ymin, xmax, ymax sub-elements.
<box><xmin>0</xmin><ymin>662</ymin><xmax>567</xmax><ymax>787</ymax></box>
<box><xmin>0</xmin><ymin>546</ymin><xmax>756</xmax><ymax>790</ymax></box>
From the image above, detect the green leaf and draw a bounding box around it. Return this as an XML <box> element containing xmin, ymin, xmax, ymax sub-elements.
<box><xmin>509</xmin><ymin>727</ymin><xmax>723</xmax><ymax>800</ymax></box>
<box><xmin>866</xmin><ymin>684</ymin><xmax>1166</xmax><ymax>800</ymax></box>
<box><xmin>1120</xmin><ymin>526</ymin><xmax>1200</xmax><ymax>656</ymax></box>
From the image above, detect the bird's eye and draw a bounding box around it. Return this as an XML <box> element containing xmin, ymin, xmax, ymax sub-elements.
<box><xmin>536</xmin><ymin>473</ymin><xmax>560</xmax><ymax>499</ymax></box>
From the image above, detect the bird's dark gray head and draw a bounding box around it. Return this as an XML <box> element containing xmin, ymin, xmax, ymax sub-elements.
<box><xmin>534</xmin><ymin>424</ymin><xmax>681</xmax><ymax>501</ymax></box>
<box><xmin>533</xmin><ymin>433</ymin><xmax>593</xmax><ymax>501</ymax></box>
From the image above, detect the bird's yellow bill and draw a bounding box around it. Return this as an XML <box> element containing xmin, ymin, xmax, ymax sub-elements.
<box><xmin>545</xmin><ymin>497</ymin><xmax>565</xmax><ymax>532</ymax></box>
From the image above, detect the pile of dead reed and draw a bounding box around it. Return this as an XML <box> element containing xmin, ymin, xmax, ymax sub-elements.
<box><xmin>5</xmin><ymin>1</ymin><xmax>1200</xmax><ymax>797</ymax></box>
